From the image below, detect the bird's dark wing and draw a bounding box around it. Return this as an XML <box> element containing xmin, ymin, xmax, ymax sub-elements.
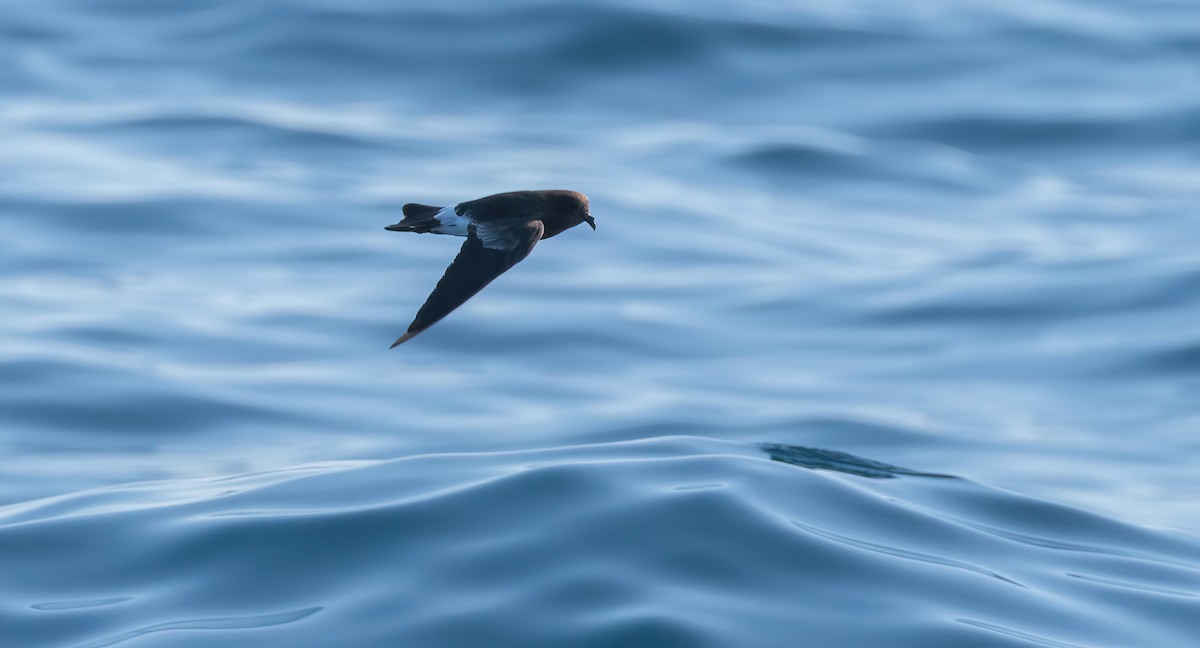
<box><xmin>391</xmin><ymin>219</ymin><xmax>544</xmax><ymax>347</ymax></box>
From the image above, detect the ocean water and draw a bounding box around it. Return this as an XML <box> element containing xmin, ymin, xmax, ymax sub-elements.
<box><xmin>2</xmin><ymin>0</ymin><xmax>1200</xmax><ymax>645</ymax></box>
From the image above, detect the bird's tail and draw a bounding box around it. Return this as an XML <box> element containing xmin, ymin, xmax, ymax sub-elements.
<box><xmin>385</xmin><ymin>203</ymin><xmax>444</xmax><ymax>233</ymax></box>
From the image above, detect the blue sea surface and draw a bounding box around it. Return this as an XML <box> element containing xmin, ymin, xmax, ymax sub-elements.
<box><xmin>3</xmin><ymin>0</ymin><xmax>1200</xmax><ymax>645</ymax></box>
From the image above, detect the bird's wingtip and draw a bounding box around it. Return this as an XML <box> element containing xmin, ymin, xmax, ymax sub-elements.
<box><xmin>389</xmin><ymin>332</ymin><xmax>417</xmax><ymax>349</ymax></box>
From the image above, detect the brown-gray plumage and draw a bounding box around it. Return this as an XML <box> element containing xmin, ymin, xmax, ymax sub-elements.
<box><xmin>384</xmin><ymin>190</ymin><xmax>595</xmax><ymax>348</ymax></box>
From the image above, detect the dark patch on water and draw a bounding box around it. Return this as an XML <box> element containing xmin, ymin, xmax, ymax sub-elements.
<box><xmin>760</xmin><ymin>443</ymin><xmax>956</xmax><ymax>479</ymax></box>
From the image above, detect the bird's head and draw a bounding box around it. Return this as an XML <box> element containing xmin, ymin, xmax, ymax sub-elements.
<box><xmin>543</xmin><ymin>190</ymin><xmax>595</xmax><ymax>237</ymax></box>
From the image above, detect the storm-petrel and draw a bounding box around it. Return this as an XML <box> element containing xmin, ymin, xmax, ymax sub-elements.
<box><xmin>385</xmin><ymin>189</ymin><xmax>595</xmax><ymax>348</ymax></box>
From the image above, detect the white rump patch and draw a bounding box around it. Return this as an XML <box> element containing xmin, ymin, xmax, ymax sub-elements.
<box><xmin>431</xmin><ymin>206</ymin><xmax>470</xmax><ymax>236</ymax></box>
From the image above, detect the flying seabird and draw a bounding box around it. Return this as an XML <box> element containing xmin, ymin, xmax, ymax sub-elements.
<box><xmin>384</xmin><ymin>189</ymin><xmax>595</xmax><ymax>348</ymax></box>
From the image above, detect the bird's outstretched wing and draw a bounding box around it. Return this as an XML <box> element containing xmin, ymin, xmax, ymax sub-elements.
<box><xmin>391</xmin><ymin>219</ymin><xmax>544</xmax><ymax>347</ymax></box>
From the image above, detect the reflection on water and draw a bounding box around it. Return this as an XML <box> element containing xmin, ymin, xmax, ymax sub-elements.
<box><xmin>761</xmin><ymin>442</ymin><xmax>956</xmax><ymax>479</ymax></box>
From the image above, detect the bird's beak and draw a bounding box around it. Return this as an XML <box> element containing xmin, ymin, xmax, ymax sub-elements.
<box><xmin>584</xmin><ymin>214</ymin><xmax>596</xmax><ymax>230</ymax></box>
<box><xmin>384</xmin><ymin>223</ymin><xmax>404</xmax><ymax>231</ymax></box>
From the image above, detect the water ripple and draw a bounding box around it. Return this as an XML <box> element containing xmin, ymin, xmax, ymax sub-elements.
<box><xmin>2</xmin><ymin>438</ymin><xmax>1198</xmax><ymax>647</ymax></box>
<box><xmin>74</xmin><ymin>607</ymin><xmax>323</xmax><ymax>648</ymax></box>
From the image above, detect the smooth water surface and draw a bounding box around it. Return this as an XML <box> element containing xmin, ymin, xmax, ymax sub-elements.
<box><xmin>2</xmin><ymin>0</ymin><xmax>1199</xmax><ymax>645</ymax></box>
